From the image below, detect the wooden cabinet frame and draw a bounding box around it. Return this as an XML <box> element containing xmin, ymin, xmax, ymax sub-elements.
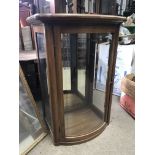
<box><xmin>27</xmin><ymin>14</ymin><xmax>126</xmax><ymax>145</ymax></box>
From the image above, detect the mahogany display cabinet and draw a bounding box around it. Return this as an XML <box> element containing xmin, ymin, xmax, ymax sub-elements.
<box><xmin>27</xmin><ymin>14</ymin><xmax>126</xmax><ymax>145</ymax></box>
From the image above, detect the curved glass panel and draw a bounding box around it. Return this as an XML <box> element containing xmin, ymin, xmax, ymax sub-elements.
<box><xmin>61</xmin><ymin>33</ymin><xmax>111</xmax><ymax>137</ymax></box>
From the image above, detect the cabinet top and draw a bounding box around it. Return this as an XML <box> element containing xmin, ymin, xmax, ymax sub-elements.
<box><xmin>27</xmin><ymin>13</ymin><xmax>126</xmax><ymax>26</ymax></box>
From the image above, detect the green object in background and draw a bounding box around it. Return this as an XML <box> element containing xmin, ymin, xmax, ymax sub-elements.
<box><xmin>125</xmin><ymin>26</ymin><xmax>135</xmax><ymax>34</ymax></box>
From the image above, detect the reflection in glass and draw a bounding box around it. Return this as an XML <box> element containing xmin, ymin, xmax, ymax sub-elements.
<box><xmin>93</xmin><ymin>42</ymin><xmax>110</xmax><ymax>113</ymax></box>
<box><xmin>36</xmin><ymin>33</ymin><xmax>52</xmax><ymax>129</ymax></box>
<box><xmin>77</xmin><ymin>33</ymin><xmax>87</xmax><ymax>96</ymax></box>
<box><xmin>19</xmin><ymin>78</ymin><xmax>42</xmax><ymax>154</ymax></box>
<box><xmin>61</xmin><ymin>34</ymin><xmax>71</xmax><ymax>90</ymax></box>
<box><xmin>61</xmin><ymin>33</ymin><xmax>111</xmax><ymax>136</ymax></box>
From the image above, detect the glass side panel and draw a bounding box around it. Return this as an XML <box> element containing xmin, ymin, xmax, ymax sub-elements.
<box><xmin>61</xmin><ymin>33</ymin><xmax>111</xmax><ymax>137</ymax></box>
<box><xmin>19</xmin><ymin>77</ymin><xmax>43</xmax><ymax>154</ymax></box>
<box><xmin>36</xmin><ymin>33</ymin><xmax>52</xmax><ymax>129</ymax></box>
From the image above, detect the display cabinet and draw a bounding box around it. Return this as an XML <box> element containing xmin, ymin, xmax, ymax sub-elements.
<box><xmin>27</xmin><ymin>14</ymin><xmax>126</xmax><ymax>145</ymax></box>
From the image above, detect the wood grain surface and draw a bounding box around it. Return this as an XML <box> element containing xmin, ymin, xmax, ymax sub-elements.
<box><xmin>27</xmin><ymin>13</ymin><xmax>126</xmax><ymax>25</ymax></box>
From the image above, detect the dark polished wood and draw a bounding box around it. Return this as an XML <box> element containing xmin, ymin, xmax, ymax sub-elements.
<box><xmin>52</xmin><ymin>26</ymin><xmax>66</xmax><ymax>142</ymax></box>
<box><xmin>63</xmin><ymin>122</ymin><xmax>107</xmax><ymax>145</ymax></box>
<box><xmin>105</xmin><ymin>29</ymin><xmax>120</xmax><ymax>124</ymax></box>
<box><xmin>27</xmin><ymin>14</ymin><xmax>126</xmax><ymax>145</ymax></box>
<box><xmin>27</xmin><ymin>13</ymin><xmax>126</xmax><ymax>25</ymax></box>
<box><xmin>44</xmin><ymin>25</ymin><xmax>60</xmax><ymax>145</ymax></box>
<box><xmin>70</xmin><ymin>34</ymin><xmax>78</xmax><ymax>93</ymax></box>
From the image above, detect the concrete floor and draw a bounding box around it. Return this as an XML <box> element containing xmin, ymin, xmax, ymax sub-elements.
<box><xmin>28</xmin><ymin>96</ymin><xmax>135</xmax><ymax>155</ymax></box>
